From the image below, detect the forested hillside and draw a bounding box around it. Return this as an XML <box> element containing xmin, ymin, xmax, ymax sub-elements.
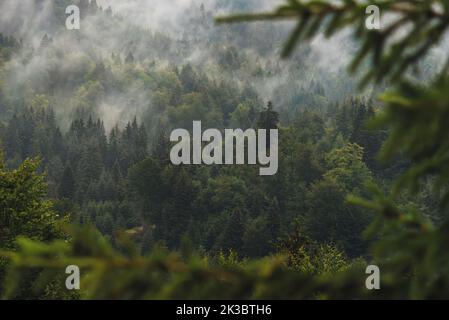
<box><xmin>1</xmin><ymin>0</ymin><xmax>448</xmax><ymax>299</ymax></box>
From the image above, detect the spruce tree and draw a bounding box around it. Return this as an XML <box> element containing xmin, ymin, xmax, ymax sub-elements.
<box><xmin>58</xmin><ymin>165</ymin><xmax>75</xmax><ymax>199</ymax></box>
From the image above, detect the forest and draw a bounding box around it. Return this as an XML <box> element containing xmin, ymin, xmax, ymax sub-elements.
<box><xmin>1</xmin><ymin>0</ymin><xmax>449</xmax><ymax>300</ymax></box>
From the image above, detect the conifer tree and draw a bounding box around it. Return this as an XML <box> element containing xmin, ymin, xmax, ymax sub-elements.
<box><xmin>218</xmin><ymin>208</ymin><xmax>246</xmax><ymax>254</ymax></box>
<box><xmin>58</xmin><ymin>165</ymin><xmax>75</xmax><ymax>199</ymax></box>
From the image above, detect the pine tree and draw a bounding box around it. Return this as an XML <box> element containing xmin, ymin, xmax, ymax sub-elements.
<box><xmin>350</xmin><ymin>100</ymin><xmax>383</xmax><ymax>174</ymax></box>
<box><xmin>152</xmin><ymin>125</ymin><xmax>170</xmax><ymax>163</ymax></box>
<box><xmin>125</xmin><ymin>52</ymin><xmax>135</xmax><ymax>64</ymax></box>
<box><xmin>266</xmin><ymin>197</ymin><xmax>280</xmax><ymax>242</ymax></box>
<box><xmin>257</xmin><ymin>101</ymin><xmax>279</xmax><ymax>147</ymax></box>
<box><xmin>87</xmin><ymin>0</ymin><xmax>99</xmax><ymax>15</ymax></box>
<box><xmin>105</xmin><ymin>6</ymin><xmax>113</xmax><ymax>17</ymax></box>
<box><xmin>257</xmin><ymin>101</ymin><xmax>279</xmax><ymax>130</ymax></box>
<box><xmin>39</xmin><ymin>34</ymin><xmax>52</xmax><ymax>49</ymax></box>
<box><xmin>218</xmin><ymin>208</ymin><xmax>245</xmax><ymax>254</ymax></box>
<box><xmin>58</xmin><ymin>165</ymin><xmax>75</xmax><ymax>199</ymax></box>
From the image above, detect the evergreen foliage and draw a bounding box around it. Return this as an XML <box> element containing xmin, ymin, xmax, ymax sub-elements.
<box><xmin>1</xmin><ymin>0</ymin><xmax>448</xmax><ymax>299</ymax></box>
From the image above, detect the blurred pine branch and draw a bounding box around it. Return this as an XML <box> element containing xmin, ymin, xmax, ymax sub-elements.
<box><xmin>217</xmin><ymin>0</ymin><xmax>449</xmax><ymax>85</ymax></box>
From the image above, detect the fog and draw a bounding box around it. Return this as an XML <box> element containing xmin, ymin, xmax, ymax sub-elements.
<box><xmin>0</xmin><ymin>0</ymin><xmax>359</xmax><ymax>131</ymax></box>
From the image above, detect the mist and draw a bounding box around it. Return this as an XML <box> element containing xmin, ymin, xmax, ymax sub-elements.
<box><xmin>0</xmin><ymin>0</ymin><xmax>359</xmax><ymax>133</ymax></box>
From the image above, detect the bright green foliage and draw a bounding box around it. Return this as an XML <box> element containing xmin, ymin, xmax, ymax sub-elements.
<box><xmin>276</xmin><ymin>221</ymin><xmax>351</xmax><ymax>275</ymax></box>
<box><xmin>324</xmin><ymin>143</ymin><xmax>373</xmax><ymax>193</ymax></box>
<box><xmin>0</xmin><ymin>152</ymin><xmax>64</xmax><ymax>299</ymax></box>
<box><xmin>0</xmin><ymin>154</ymin><xmax>61</xmax><ymax>249</ymax></box>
